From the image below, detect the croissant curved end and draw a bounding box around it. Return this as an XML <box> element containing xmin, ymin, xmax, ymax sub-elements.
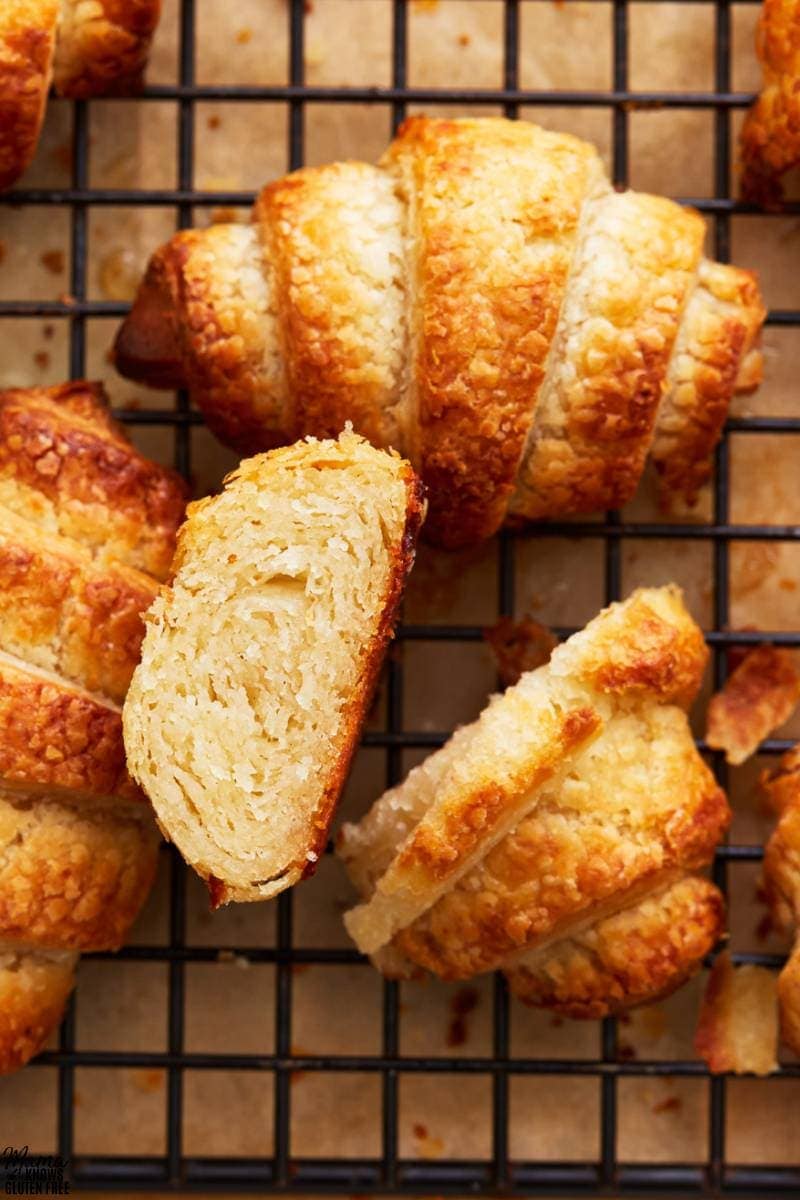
<box><xmin>113</xmin><ymin>260</ymin><xmax>186</xmax><ymax>391</ymax></box>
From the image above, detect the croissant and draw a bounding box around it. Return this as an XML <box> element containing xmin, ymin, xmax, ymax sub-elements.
<box><xmin>114</xmin><ymin>116</ymin><xmax>766</xmax><ymax>550</ymax></box>
<box><xmin>338</xmin><ymin>586</ymin><xmax>730</xmax><ymax>1017</ymax></box>
<box><xmin>740</xmin><ymin>0</ymin><xmax>800</xmax><ymax>204</ymax></box>
<box><xmin>0</xmin><ymin>0</ymin><xmax>162</xmax><ymax>191</ymax></box>
<box><xmin>761</xmin><ymin>745</ymin><xmax>800</xmax><ymax>1056</ymax></box>
<box><xmin>123</xmin><ymin>431</ymin><xmax>423</xmax><ymax>904</ymax></box>
<box><xmin>0</xmin><ymin>380</ymin><xmax>186</xmax><ymax>1073</ymax></box>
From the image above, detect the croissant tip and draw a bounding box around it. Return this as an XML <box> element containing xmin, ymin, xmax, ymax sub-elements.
<box><xmin>114</xmin><ymin>271</ymin><xmax>186</xmax><ymax>391</ymax></box>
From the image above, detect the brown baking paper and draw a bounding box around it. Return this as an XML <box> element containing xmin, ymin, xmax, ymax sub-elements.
<box><xmin>0</xmin><ymin>0</ymin><xmax>798</xmax><ymax>1187</ymax></box>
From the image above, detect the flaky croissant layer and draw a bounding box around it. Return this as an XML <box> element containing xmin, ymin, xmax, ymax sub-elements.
<box><xmin>0</xmin><ymin>0</ymin><xmax>162</xmax><ymax>191</ymax></box>
<box><xmin>115</xmin><ymin>116</ymin><xmax>766</xmax><ymax>549</ymax></box>
<box><xmin>338</xmin><ymin>586</ymin><xmax>729</xmax><ymax>1017</ymax></box>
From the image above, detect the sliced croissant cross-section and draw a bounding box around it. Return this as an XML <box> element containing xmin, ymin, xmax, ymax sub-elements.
<box><xmin>123</xmin><ymin>430</ymin><xmax>424</xmax><ymax>905</ymax></box>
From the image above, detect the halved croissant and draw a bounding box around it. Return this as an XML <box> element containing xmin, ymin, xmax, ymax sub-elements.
<box><xmin>0</xmin><ymin>381</ymin><xmax>186</xmax><ymax>1073</ymax></box>
<box><xmin>114</xmin><ymin>116</ymin><xmax>766</xmax><ymax>550</ymax></box>
<box><xmin>338</xmin><ymin>586</ymin><xmax>729</xmax><ymax>1017</ymax></box>
<box><xmin>123</xmin><ymin>430</ymin><xmax>424</xmax><ymax>905</ymax></box>
<box><xmin>0</xmin><ymin>0</ymin><xmax>162</xmax><ymax>191</ymax></box>
<box><xmin>740</xmin><ymin>0</ymin><xmax>800</xmax><ymax>204</ymax></box>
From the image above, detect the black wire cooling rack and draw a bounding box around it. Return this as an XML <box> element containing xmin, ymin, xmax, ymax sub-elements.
<box><xmin>1</xmin><ymin>0</ymin><xmax>799</xmax><ymax>1194</ymax></box>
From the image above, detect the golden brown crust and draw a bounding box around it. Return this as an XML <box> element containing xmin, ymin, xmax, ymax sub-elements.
<box><xmin>482</xmin><ymin>616</ymin><xmax>557</xmax><ymax>689</ymax></box>
<box><xmin>0</xmin><ymin>381</ymin><xmax>187</xmax><ymax>581</ymax></box>
<box><xmin>777</xmin><ymin>943</ymin><xmax>800</xmax><ymax>1056</ymax></box>
<box><xmin>0</xmin><ymin>0</ymin><xmax>161</xmax><ymax>192</ymax></box>
<box><xmin>53</xmin><ymin>0</ymin><xmax>161</xmax><ymax>98</ymax></box>
<box><xmin>0</xmin><ymin>0</ymin><xmax>59</xmax><ymax>191</ymax></box>
<box><xmin>507</xmin><ymin>876</ymin><xmax>724</xmax><ymax>1018</ymax></box>
<box><xmin>386</xmin><ymin>117</ymin><xmax>604</xmax><ymax>546</ymax></box>
<box><xmin>113</xmin><ymin>117</ymin><xmax>766</xmax><ymax>546</ymax></box>
<box><xmin>341</xmin><ymin>586</ymin><xmax>722</xmax><ymax>989</ymax></box>
<box><xmin>740</xmin><ymin>0</ymin><xmax>800</xmax><ymax>205</ymax></box>
<box><xmin>565</xmin><ymin>585</ymin><xmax>709</xmax><ymax>709</ymax></box>
<box><xmin>761</xmin><ymin>742</ymin><xmax>800</xmax><ymax>816</ymax></box>
<box><xmin>652</xmin><ymin>261</ymin><xmax>766</xmax><ymax>508</ymax></box>
<box><xmin>509</xmin><ymin>193</ymin><xmax>705</xmax><ymax>522</ymax></box>
<box><xmin>0</xmin><ymin>791</ymin><xmax>158</xmax><ymax>950</ymax></box>
<box><xmin>694</xmin><ymin>950</ymin><xmax>779</xmax><ymax>1075</ymax></box>
<box><xmin>0</xmin><ymin>948</ymin><xmax>76</xmax><ymax>1074</ymax></box>
<box><xmin>0</xmin><ymin>507</ymin><xmax>157</xmax><ymax>704</ymax></box>
<box><xmin>111</xmin><ymin>240</ymin><xmax>191</xmax><ymax>392</ymax></box>
<box><xmin>393</xmin><ymin>720</ymin><xmax>727</xmax><ymax>979</ymax></box>
<box><xmin>296</xmin><ymin>464</ymin><xmax>426</xmax><ymax>885</ymax></box>
<box><xmin>255</xmin><ymin>162</ymin><xmax>406</xmax><ymax>452</ymax></box>
<box><xmin>706</xmin><ymin>645</ymin><xmax>800</xmax><ymax>766</ymax></box>
<box><xmin>0</xmin><ymin>656</ymin><xmax>141</xmax><ymax>801</ymax></box>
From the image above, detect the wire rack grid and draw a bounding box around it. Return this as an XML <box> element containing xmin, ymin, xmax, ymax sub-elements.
<box><xmin>0</xmin><ymin>0</ymin><xmax>798</xmax><ymax>1194</ymax></box>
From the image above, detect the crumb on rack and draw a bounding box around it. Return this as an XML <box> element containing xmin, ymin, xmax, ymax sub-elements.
<box><xmin>211</xmin><ymin>207</ymin><xmax>239</xmax><ymax>224</ymax></box>
<box><xmin>705</xmin><ymin>645</ymin><xmax>800</xmax><ymax>765</ymax></box>
<box><xmin>40</xmin><ymin>250</ymin><xmax>65</xmax><ymax>275</ymax></box>
<box><xmin>694</xmin><ymin>950</ymin><xmax>778</xmax><ymax>1075</ymax></box>
<box><xmin>482</xmin><ymin>615</ymin><xmax>557</xmax><ymax>688</ymax></box>
<box><xmin>446</xmin><ymin>985</ymin><xmax>480</xmax><ymax>1047</ymax></box>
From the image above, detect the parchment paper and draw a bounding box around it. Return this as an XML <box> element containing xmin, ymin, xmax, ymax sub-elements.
<box><xmin>0</xmin><ymin>0</ymin><xmax>798</xmax><ymax>1184</ymax></box>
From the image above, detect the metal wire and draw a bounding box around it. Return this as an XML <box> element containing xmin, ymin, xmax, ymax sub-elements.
<box><xmin>5</xmin><ymin>0</ymin><xmax>799</xmax><ymax>1193</ymax></box>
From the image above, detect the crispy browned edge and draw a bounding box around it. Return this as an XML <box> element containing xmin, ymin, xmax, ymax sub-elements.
<box><xmin>54</xmin><ymin>0</ymin><xmax>161</xmax><ymax>98</ymax></box>
<box><xmin>482</xmin><ymin>615</ymin><xmax>558</xmax><ymax>688</ymax></box>
<box><xmin>706</xmin><ymin>644</ymin><xmax>800</xmax><ymax>765</ymax></box>
<box><xmin>695</xmin><ymin>949</ymin><xmax>738</xmax><ymax>1071</ymax></box>
<box><xmin>0</xmin><ymin>6</ymin><xmax>55</xmax><ymax>191</ymax></box>
<box><xmin>0</xmin><ymin>955</ymin><xmax>76</xmax><ymax>1074</ymax></box>
<box><xmin>393</xmin><ymin>765</ymin><xmax>729</xmax><ymax>979</ymax></box>
<box><xmin>112</xmin><ymin>232</ymin><xmax>284</xmax><ymax>457</ymax></box>
<box><xmin>654</xmin><ymin>268</ymin><xmax>766</xmax><ymax>508</ymax></box>
<box><xmin>0</xmin><ymin>796</ymin><xmax>159</xmax><ymax>951</ymax></box>
<box><xmin>391</xmin><ymin>116</ymin><xmax>577</xmax><ymax>549</ymax></box>
<box><xmin>510</xmin><ymin>877</ymin><xmax>725</xmax><ymax>1019</ymax></box>
<box><xmin>761</xmin><ymin>747</ymin><xmax>800</xmax><ymax>1056</ymax></box>
<box><xmin>0</xmin><ymin>660</ymin><xmax>143</xmax><ymax>802</ymax></box>
<box><xmin>0</xmin><ymin>379</ymin><xmax>188</xmax><ymax>580</ymax></box>
<box><xmin>209</xmin><ymin>465</ymin><xmax>427</xmax><ymax>906</ymax></box>
<box><xmin>694</xmin><ymin>948</ymin><xmax>780</xmax><ymax>1074</ymax></box>
<box><xmin>112</xmin><ymin>241</ymin><xmax>188</xmax><ymax>390</ymax></box>
<box><xmin>740</xmin><ymin>0</ymin><xmax>800</xmax><ymax>206</ymax></box>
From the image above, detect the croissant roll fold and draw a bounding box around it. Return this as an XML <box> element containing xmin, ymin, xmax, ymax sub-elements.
<box><xmin>740</xmin><ymin>0</ymin><xmax>800</xmax><ymax>205</ymax></box>
<box><xmin>0</xmin><ymin>382</ymin><xmax>185</xmax><ymax>1072</ymax></box>
<box><xmin>0</xmin><ymin>0</ymin><xmax>161</xmax><ymax>190</ymax></box>
<box><xmin>339</xmin><ymin>586</ymin><xmax>730</xmax><ymax>1014</ymax></box>
<box><xmin>509</xmin><ymin>876</ymin><xmax>725</xmax><ymax>1019</ymax></box>
<box><xmin>0</xmin><ymin>947</ymin><xmax>77</xmax><ymax>1075</ymax></box>
<box><xmin>115</xmin><ymin>116</ymin><xmax>766</xmax><ymax>550</ymax></box>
